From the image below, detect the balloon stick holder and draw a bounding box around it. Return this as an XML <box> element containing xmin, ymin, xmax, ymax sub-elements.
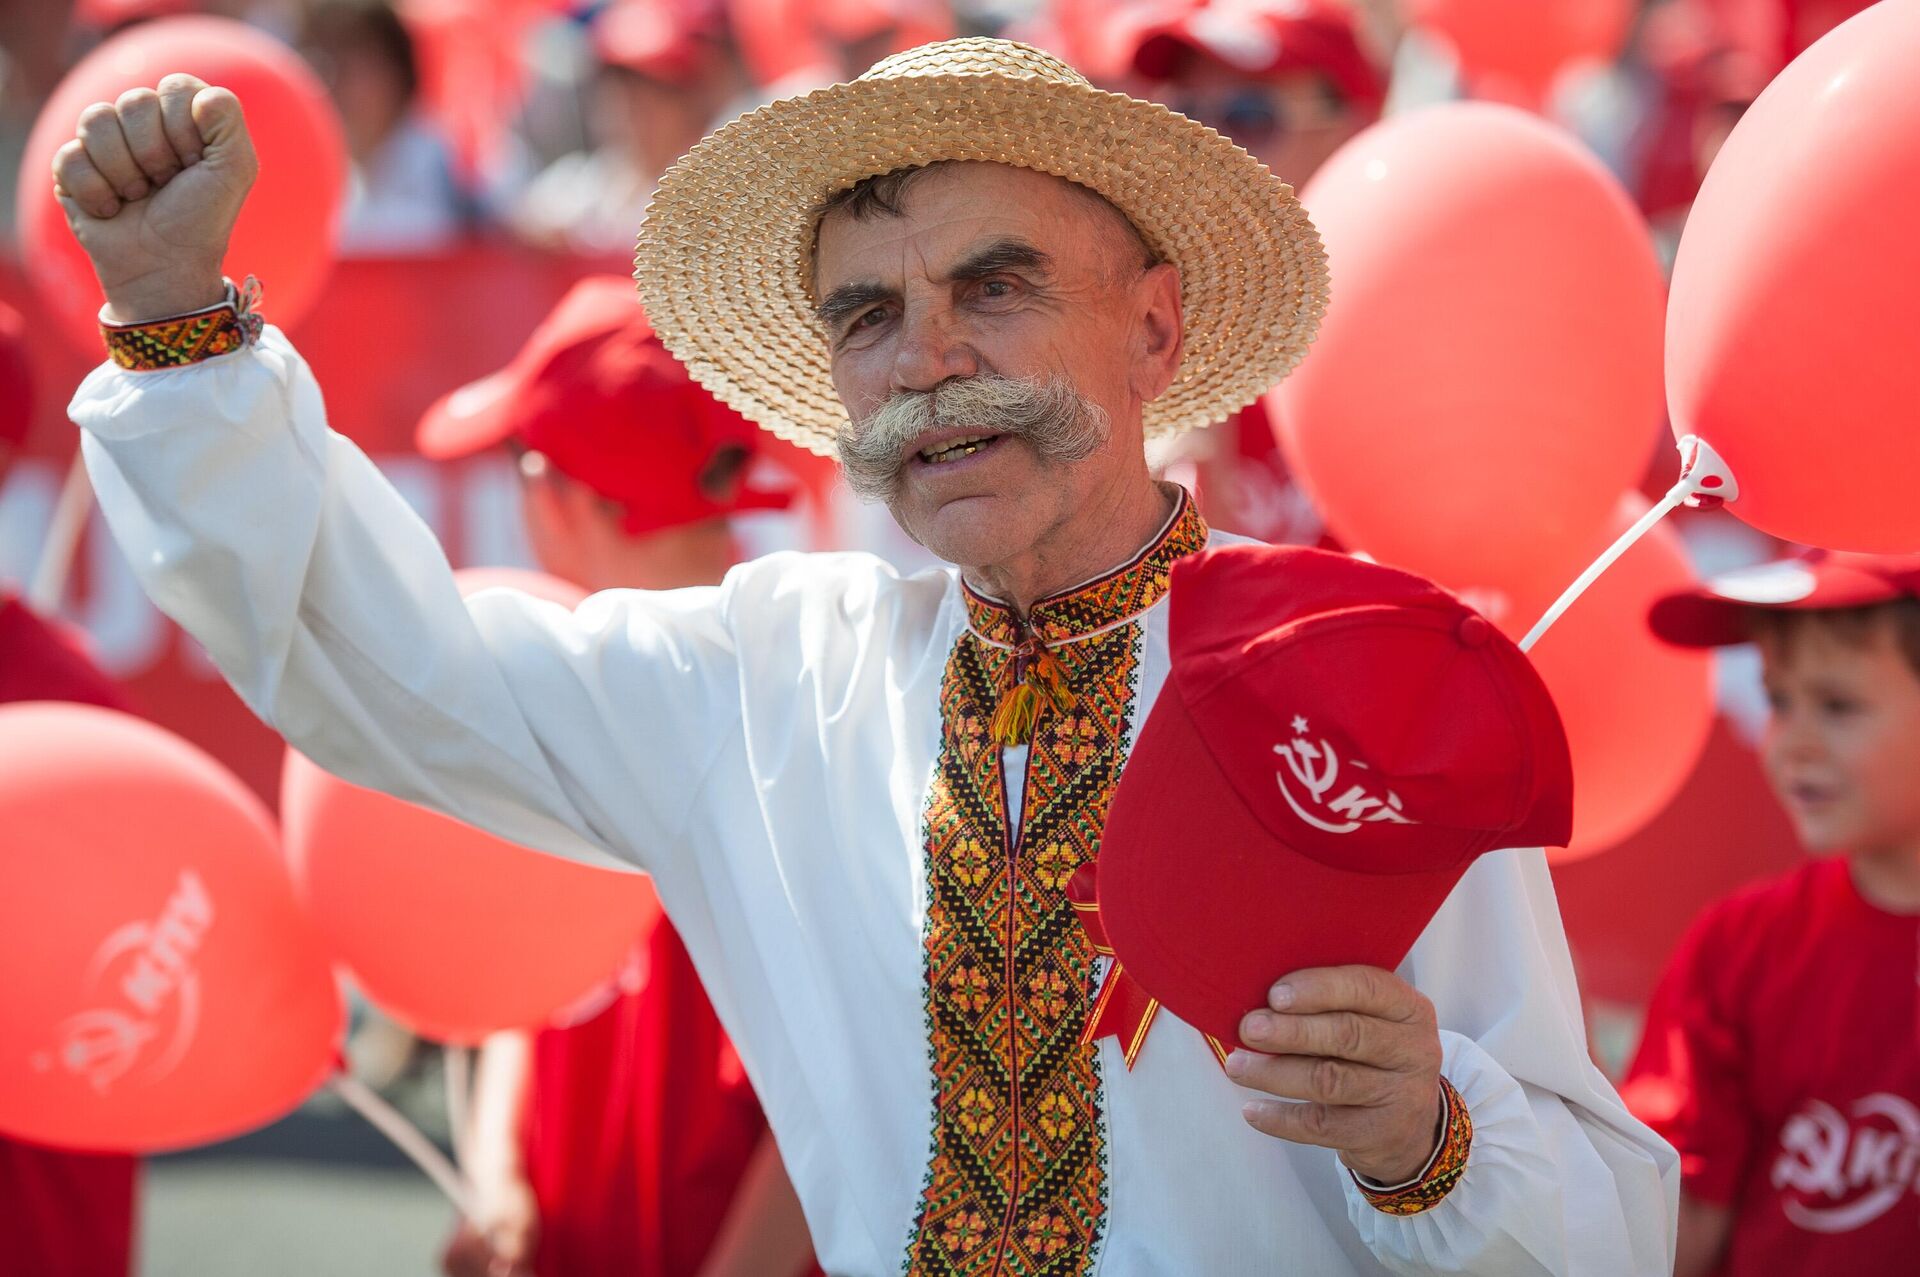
<box><xmin>1517</xmin><ymin>436</ymin><xmax>1737</xmax><ymax>654</ymax></box>
<box><xmin>330</xmin><ymin>1069</ymin><xmax>476</xmax><ymax>1222</ymax></box>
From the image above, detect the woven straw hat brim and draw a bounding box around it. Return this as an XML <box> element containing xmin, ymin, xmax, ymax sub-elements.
<box><xmin>634</xmin><ymin>49</ymin><xmax>1330</xmax><ymax>458</ymax></box>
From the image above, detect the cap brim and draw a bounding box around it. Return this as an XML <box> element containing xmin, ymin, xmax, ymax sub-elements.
<box><xmin>1097</xmin><ymin>683</ymin><xmax>1465</xmax><ymax>1050</ymax></box>
<box><xmin>1647</xmin><ymin>591</ymin><xmax>1757</xmax><ymax>648</ymax></box>
<box><xmin>415</xmin><ymin>370</ymin><xmax>522</xmax><ymax>460</ymax></box>
<box><xmin>1646</xmin><ymin>558</ymin><xmax>1897</xmax><ymax>649</ymax></box>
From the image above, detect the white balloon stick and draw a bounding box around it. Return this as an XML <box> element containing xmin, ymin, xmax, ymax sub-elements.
<box><xmin>330</xmin><ymin>1070</ymin><xmax>476</xmax><ymax>1223</ymax></box>
<box><xmin>443</xmin><ymin>1043</ymin><xmax>472</xmax><ymax>1173</ymax></box>
<box><xmin>26</xmin><ymin>450</ymin><xmax>92</xmax><ymax>615</ymax></box>
<box><xmin>1518</xmin><ymin>436</ymin><xmax>1738</xmax><ymax>655</ymax></box>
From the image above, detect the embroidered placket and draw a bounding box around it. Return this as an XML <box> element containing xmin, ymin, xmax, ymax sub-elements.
<box><xmin>904</xmin><ymin>493</ymin><xmax>1208</xmax><ymax>1277</ymax></box>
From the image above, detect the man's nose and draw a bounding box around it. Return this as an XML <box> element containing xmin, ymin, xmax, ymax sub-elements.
<box><xmin>891</xmin><ymin>305</ymin><xmax>979</xmax><ymax>394</ymax></box>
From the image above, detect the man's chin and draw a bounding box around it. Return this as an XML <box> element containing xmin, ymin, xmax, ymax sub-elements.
<box><xmin>891</xmin><ymin>490</ymin><xmax>1030</xmax><ymax>567</ymax></box>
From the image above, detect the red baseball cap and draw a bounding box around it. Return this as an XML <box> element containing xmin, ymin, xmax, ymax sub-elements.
<box><xmin>1096</xmin><ymin>544</ymin><xmax>1572</xmax><ymax>1049</ymax></box>
<box><xmin>415</xmin><ymin>276</ymin><xmax>789</xmax><ymax>538</ymax></box>
<box><xmin>1121</xmin><ymin>0</ymin><xmax>1387</xmax><ymax>113</ymax></box>
<box><xmin>1649</xmin><ymin>551</ymin><xmax>1920</xmax><ymax>649</ymax></box>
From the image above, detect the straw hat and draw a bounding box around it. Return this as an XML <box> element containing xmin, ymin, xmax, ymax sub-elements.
<box><xmin>633</xmin><ymin>37</ymin><xmax>1329</xmax><ymax>458</ymax></box>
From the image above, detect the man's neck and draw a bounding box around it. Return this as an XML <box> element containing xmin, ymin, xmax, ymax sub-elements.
<box><xmin>962</xmin><ymin>479</ymin><xmax>1179</xmax><ymax>615</ymax></box>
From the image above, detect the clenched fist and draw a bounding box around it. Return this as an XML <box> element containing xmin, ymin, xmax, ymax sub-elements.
<box><xmin>51</xmin><ymin>74</ymin><xmax>256</xmax><ymax>324</ymax></box>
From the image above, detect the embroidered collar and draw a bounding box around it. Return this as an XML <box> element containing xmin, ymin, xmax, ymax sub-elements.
<box><xmin>963</xmin><ymin>486</ymin><xmax>1210</xmax><ymax>648</ymax></box>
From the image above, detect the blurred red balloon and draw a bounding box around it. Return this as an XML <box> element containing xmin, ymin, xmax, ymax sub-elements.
<box><xmin>1271</xmin><ymin>103</ymin><xmax>1664</xmax><ymax>589</ymax></box>
<box><xmin>15</xmin><ymin>16</ymin><xmax>347</xmax><ymax>355</ymax></box>
<box><xmin>1462</xmin><ymin>498</ymin><xmax>1714</xmax><ymax>862</ymax></box>
<box><xmin>280</xmin><ymin>568</ymin><xmax>662</xmax><ymax>1044</ymax></box>
<box><xmin>1667</xmin><ymin>1</ymin><xmax>1920</xmax><ymax>552</ymax></box>
<box><xmin>0</xmin><ymin>703</ymin><xmax>340</xmax><ymax>1153</ymax></box>
<box><xmin>1407</xmin><ymin>0</ymin><xmax>1633</xmax><ymax>101</ymax></box>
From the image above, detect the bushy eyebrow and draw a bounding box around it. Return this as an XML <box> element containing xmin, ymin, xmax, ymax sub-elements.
<box><xmin>814</xmin><ymin>238</ymin><xmax>1055</xmax><ymax>333</ymax></box>
<box><xmin>949</xmin><ymin>238</ymin><xmax>1053</xmax><ymax>282</ymax></box>
<box><xmin>815</xmin><ymin>281</ymin><xmax>895</xmax><ymax>331</ymax></box>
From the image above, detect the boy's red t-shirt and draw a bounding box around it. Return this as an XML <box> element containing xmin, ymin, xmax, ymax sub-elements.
<box><xmin>1624</xmin><ymin>857</ymin><xmax>1920</xmax><ymax>1275</ymax></box>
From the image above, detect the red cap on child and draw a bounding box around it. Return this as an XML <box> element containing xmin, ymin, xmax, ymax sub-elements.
<box><xmin>415</xmin><ymin>277</ymin><xmax>790</xmax><ymax>538</ymax></box>
<box><xmin>1650</xmin><ymin>551</ymin><xmax>1920</xmax><ymax>649</ymax></box>
<box><xmin>1095</xmin><ymin>544</ymin><xmax>1572</xmax><ymax>1048</ymax></box>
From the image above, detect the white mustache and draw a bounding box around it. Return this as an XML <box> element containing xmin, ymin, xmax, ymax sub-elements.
<box><xmin>835</xmin><ymin>375</ymin><xmax>1110</xmax><ymax>502</ymax></box>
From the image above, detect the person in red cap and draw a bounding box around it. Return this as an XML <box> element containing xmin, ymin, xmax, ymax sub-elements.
<box><xmin>1624</xmin><ymin>552</ymin><xmax>1920</xmax><ymax>1276</ymax></box>
<box><xmin>1120</xmin><ymin>0</ymin><xmax>1386</xmax><ymax>187</ymax></box>
<box><xmin>1631</xmin><ymin>0</ymin><xmax>1877</xmax><ymax>253</ymax></box>
<box><xmin>422</xmin><ymin>276</ymin><xmax>812</xmax><ymax>1277</ymax></box>
<box><xmin>0</xmin><ymin>300</ymin><xmax>141</xmax><ymax>1277</ymax></box>
<box><xmin>1116</xmin><ymin>0</ymin><xmax>1387</xmax><ymax>546</ymax></box>
<box><xmin>511</xmin><ymin>1</ymin><xmax>747</xmax><ymax>254</ymax></box>
<box><xmin>415</xmin><ymin>275</ymin><xmax>790</xmax><ymax>593</ymax></box>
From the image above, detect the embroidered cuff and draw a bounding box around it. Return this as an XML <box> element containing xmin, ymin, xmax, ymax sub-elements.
<box><xmin>100</xmin><ymin>277</ymin><xmax>264</xmax><ymax>371</ymax></box>
<box><xmin>1352</xmin><ymin>1076</ymin><xmax>1471</xmax><ymax>1216</ymax></box>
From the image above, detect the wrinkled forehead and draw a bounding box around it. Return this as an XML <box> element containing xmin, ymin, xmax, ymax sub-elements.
<box><xmin>811</xmin><ymin>161</ymin><xmax>1138</xmax><ymax>295</ymax></box>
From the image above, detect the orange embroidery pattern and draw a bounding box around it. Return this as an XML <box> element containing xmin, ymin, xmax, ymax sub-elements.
<box><xmin>904</xmin><ymin>495</ymin><xmax>1207</xmax><ymax>1276</ymax></box>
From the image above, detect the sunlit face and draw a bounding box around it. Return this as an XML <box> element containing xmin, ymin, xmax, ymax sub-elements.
<box><xmin>1759</xmin><ymin>616</ymin><xmax>1920</xmax><ymax>855</ymax></box>
<box><xmin>812</xmin><ymin>162</ymin><xmax>1181</xmax><ymax>571</ymax></box>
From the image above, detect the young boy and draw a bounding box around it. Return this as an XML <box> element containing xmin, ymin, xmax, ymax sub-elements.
<box><xmin>1625</xmin><ymin>551</ymin><xmax>1920</xmax><ymax>1277</ymax></box>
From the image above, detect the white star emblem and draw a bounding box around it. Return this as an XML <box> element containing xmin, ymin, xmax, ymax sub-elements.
<box><xmin>1290</xmin><ymin>715</ymin><xmax>1310</xmax><ymax>736</ymax></box>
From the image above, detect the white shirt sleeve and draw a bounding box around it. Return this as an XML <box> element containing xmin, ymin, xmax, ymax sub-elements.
<box><xmin>1340</xmin><ymin>849</ymin><xmax>1680</xmax><ymax>1276</ymax></box>
<box><xmin>70</xmin><ymin>330</ymin><xmax>743</xmax><ymax>874</ymax></box>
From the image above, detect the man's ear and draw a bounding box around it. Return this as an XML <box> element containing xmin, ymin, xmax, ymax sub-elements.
<box><xmin>1130</xmin><ymin>262</ymin><xmax>1184</xmax><ymax>404</ymax></box>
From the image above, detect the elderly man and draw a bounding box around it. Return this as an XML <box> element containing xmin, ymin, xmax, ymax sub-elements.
<box><xmin>52</xmin><ymin>39</ymin><xmax>1673</xmax><ymax>1276</ymax></box>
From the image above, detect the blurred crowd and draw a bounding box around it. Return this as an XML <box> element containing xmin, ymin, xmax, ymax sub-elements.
<box><xmin>0</xmin><ymin>0</ymin><xmax>1876</xmax><ymax>263</ymax></box>
<box><xmin>0</xmin><ymin>0</ymin><xmax>1878</xmax><ymax>563</ymax></box>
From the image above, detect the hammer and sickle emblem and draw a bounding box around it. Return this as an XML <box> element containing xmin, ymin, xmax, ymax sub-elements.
<box><xmin>1272</xmin><ymin>716</ymin><xmax>1417</xmax><ymax>835</ymax></box>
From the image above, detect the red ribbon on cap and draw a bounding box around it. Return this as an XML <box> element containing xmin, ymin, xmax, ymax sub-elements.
<box><xmin>1068</xmin><ymin>864</ymin><xmax>1229</xmax><ymax>1070</ymax></box>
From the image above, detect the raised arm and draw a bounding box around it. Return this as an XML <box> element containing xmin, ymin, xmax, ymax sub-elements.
<box><xmin>56</xmin><ymin>77</ymin><xmax>741</xmax><ymax>871</ymax></box>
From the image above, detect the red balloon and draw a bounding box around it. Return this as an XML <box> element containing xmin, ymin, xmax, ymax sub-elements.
<box><xmin>1407</xmin><ymin>0</ymin><xmax>1633</xmax><ymax>100</ymax></box>
<box><xmin>1461</xmin><ymin>498</ymin><xmax>1715</xmax><ymax>861</ymax></box>
<box><xmin>1272</xmin><ymin>103</ymin><xmax>1665</xmax><ymax>589</ymax></box>
<box><xmin>15</xmin><ymin>16</ymin><xmax>347</xmax><ymax>355</ymax></box>
<box><xmin>280</xmin><ymin>568</ymin><xmax>662</xmax><ymax>1044</ymax></box>
<box><xmin>1667</xmin><ymin>1</ymin><xmax>1920</xmax><ymax>552</ymax></box>
<box><xmin>0</xmin><ymin>703</ymin><xmax>340</xmax><ymax>1153</ymax></box>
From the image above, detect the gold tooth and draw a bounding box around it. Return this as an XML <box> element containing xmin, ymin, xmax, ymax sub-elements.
<box><xmin>922</xmin><ymin>435</ymin><xmax>995</xmax><ymax>462</ymax></box>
